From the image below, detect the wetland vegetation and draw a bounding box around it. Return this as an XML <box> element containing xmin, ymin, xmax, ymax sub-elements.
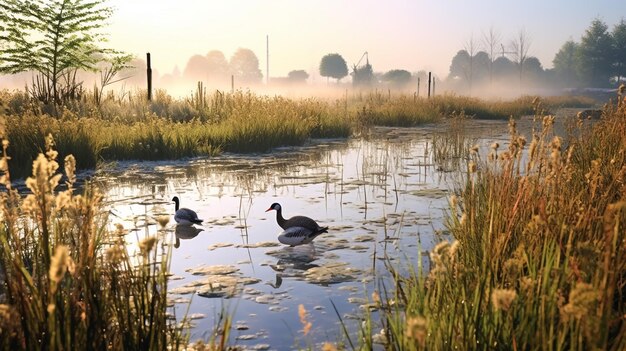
<box><xmin>0</xmin><ymin>88</ymin><xmax>593</xmax><ymax>180</ymax></box>
<box><xmin>0</xmin><ymin>1</ymin><xmax>623</xmax><ymax>349</ymax></box>
<box><xmin>1</xmin><ymin>86</ymin><xmax>623</xmax><ymax>350</ymax></box>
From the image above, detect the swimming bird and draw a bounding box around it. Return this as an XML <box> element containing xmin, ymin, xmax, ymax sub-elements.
<box><xmin>265</xmin><ymin>202</ymin><xmax>328</xmax><ymax>246</ymax></box>
<box><xmin>172</xmin><ymin>196</ymin><xmax>203</xmax><ymax>225</ymax></box>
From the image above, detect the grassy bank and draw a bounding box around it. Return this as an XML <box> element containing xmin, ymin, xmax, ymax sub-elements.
<box><xmin>367</xmin><ymin>92</ymin><xmax>625</xmax><ymax>349</ymax></box>
<box><xmin>0</xmin><ymin>136</ymin><xmax>189</xmax><ymax>349</ymax></box>
<box><xmin>0</xmin><ymin>88</ymin><xmax>593</xmax><ymax>179</ymax></box>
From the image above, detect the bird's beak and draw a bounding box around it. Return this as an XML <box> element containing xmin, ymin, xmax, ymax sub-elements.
<box><xmin>265</xmin><ymin>208</ymin><xmax>272</xmax><ymax>212</ymax></box>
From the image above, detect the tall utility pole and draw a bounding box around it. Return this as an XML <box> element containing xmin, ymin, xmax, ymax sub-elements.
<box><xmin>266</xmin><ymin>35</ymin><xmax>269</xmax><ymax>85</ymax></box>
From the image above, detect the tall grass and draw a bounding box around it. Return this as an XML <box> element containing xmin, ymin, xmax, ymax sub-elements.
<box><xmin>368</xmin><ymin>92</ymin><xmax>625</xmax><ymax>350</ymax></box>
<box><xmin>1</xmin><ymin>87</ymin><xmax>594</xmax><ymax>179</ymax></box>
<box><xmin>0</xmin><ymin>134</ymin><xmax>187</xmax><ymax>349</ymax></box>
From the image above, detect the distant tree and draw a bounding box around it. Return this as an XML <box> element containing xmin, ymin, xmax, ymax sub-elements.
<box><xmin>492</xmin><ymin>56</ymin><xmax>516</xmax><ymax>81</ymax></box>
<box><xmin>553</xmin><ymin>40</ymin><xmax>580</xmax><ymax>87</ymax></box>
<box><xmin>382</xmin><ymin>69</ymin><xmax>411</xmax><ymax>87</ymax></box>
<box><xmin>578</xmin><ymin>19</ymin><xmax>614</xmax><ymax>86</ymax></box>
<box><xmin>287</xmin><ymin>70</ymin><xmax>309</xmax><ymax>83</ymax></box>
<box><xmin>473</xmin><ymin>51</ymin><xmax>491</xmax><ymax>83</ymax></box>
<box><xmin>0</xmin><ymin>0</ymin><xmax>127</xmax><ymax>107</ymax></box>
<box><xmin>523</xmin><ymin>56</ymin><xmax>544</xmax><ymax>82</ymax></box>
<box><xmin>449</xmin><ymin>50</ymin><xmax>470</xmax><ymax>79</ymax></box>
<box><xmin>206</xmin><ymin>50</ymin><xmax>229</xmax><ymax>83</ymax></box>
<box><xmin>611</xmin><ymin>19</ymin><xmax>626</xmax><ymax>83</ymax></box>
<box><xmin>183</xmin><ymin>54</ymin><xmax>210</xmax><ymax>81</ymax></box>
<box><xmin>229</xmin><ymin>48</ymin><xmax>262</xmax><ymax>85</ymax></box>
<box><xmin>482</xmin><ymin>26</ymin><xmax>502</xmax><ymax>85</ymax></box>
<box><xmin>449</xmin><ymin>50</ymin><xmax>471</xmax><ymax>85</ymax></box>
<box><xmin>509</xmin><ymin>29</ymin><xmax>532</xmax><ymax>86</ymax></box>
<box><xmin>464</xmin><ymin>34</ymin><xmax>480</xmax><ymax>94</ymax></box>
<box><xmin>319</xmin><ymin>53</ymin><xmax>348</xmax><ymax>83</ymax></box>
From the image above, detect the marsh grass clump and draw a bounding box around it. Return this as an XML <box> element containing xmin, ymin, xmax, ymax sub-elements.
<box><xmin>356</xmin><ymin>94</ymin><xmax>440</xmax><ymax>126</ymax></box>
<box><xmin>0</xmin><ymin>135</ymin><xmax>186</xmax><ymax>349</ymax></box>
<box><xmin>432</xmin><ymin>112</ymin><xmax>477</xmax><ymax>172</ymax></box>
<box><xmin>2</xmin><ymin>89</ymin><xmax>355</xmax><ymax>179</ymax></box>
<box><xmin>368</xmin><ymin>92</ymin><xmax>625</xmax><ymax>350</ymax></box>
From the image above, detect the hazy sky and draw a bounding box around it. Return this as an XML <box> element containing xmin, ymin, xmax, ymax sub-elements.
<box><xmin>107</xmin><ymin>0</ymin><xmax>626</xmax><ymax>80</ymax></box>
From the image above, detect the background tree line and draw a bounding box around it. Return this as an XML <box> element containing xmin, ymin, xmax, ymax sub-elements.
<box><xmin>448</xmin><ymin>19</ymin><xmax>626</xmax><ymax>94</ymax></box>
<box><xmin>1</xmin><ymin>0</ymin><xmax>622</xmax><ymax>103</ymax></box>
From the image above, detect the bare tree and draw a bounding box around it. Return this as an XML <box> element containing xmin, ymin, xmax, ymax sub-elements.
<box><xmin>482</xmin><ymin>26</ymin><xmax>501</xmax><ymax>86</ymax></box>
<box><xmin>510</xmin><ymin>29</ymin><xmax>532</xmax><ymax>87</ymax></box>
<box><xmin>464</xmin><ymin>34</ymin><xmax>480</xmax><ymax>95</ymax></box>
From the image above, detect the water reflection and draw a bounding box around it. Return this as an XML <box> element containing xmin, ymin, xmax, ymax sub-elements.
<box><xmin>95</xmin><ymin>121</ymin><xmax>519</xmax><ymax>349</ymax></box>
<box><xmin>174</xmin><ymin>224</ymin><xmax>204</xmax><ymax>248</ymax></box>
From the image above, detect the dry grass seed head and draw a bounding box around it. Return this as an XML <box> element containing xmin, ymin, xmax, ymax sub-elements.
<box><xmin>405</xmin><ymin>316</ymin><xmax>428</xmax><ymax>346</ymax></box>
<box><xmin>50</xmin><ymin>245</ymin><xmax>73</xmax><ymax>284</ymax></box>
<box><xmin>560</xmin><ymin>283</ymin><xmax>598</xmax><ymax>321</ymax></box>
<box><xmin>139</xmin><ymin>236</ymin><xmax>158</xmax><ymax>256</ymax></box>
<box><xmin>491</xmin><ymin>288</ymin><xmax>517</xmax><ymax>311</ymax></box>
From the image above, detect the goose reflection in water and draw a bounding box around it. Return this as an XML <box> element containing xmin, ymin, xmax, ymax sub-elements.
<box><xmin>266</xmin><ymin>245</ymin><xmax>319</xmax><ymax>287</ymax></box>
<box><xmin>174</xmin><ymin>224</ymin><xmax>204</xmax><ymax>248</ymax></box>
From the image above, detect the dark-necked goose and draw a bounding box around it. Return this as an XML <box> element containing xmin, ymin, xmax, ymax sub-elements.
<box><xmin>172</xmin><ymin>196</ymin><xmax>203</xmax><ymax>225</ymax></box>
<box><xmin>265</xmin><ymin>202</ymin><xmax>328</xmax><ymax>246</ymax></box>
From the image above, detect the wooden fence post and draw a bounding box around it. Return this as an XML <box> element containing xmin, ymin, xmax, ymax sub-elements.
<box><xmin>147</xmin><ymin>53</ymin><xmax>152</xmax><ymax>101</ymax></box>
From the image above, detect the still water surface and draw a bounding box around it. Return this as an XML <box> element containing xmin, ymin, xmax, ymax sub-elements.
<box><xmin>97</xmin><ymin>120</ymin><xmax>516</xmax><ymax>349</ymax></box>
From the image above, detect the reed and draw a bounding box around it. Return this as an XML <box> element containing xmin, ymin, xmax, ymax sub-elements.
<box><xmin>367</xmin><ymin>91</ymin><xmax>625</xmax><ymax>350</ymax></box>
<box><xmin>0</xmin><ymin>135</ymin><xmax>187</xmax><ymax>349</ymax></box>
<box><xmin>0</xmin><ymin>87</ymin><xmax>595</xmax><ymax>180</ymax></box>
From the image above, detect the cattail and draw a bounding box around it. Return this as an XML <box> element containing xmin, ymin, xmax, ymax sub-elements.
<box><xmin>561</xmin><ymin>283</ymin><xmax>597</xmax><ymax>321</ymax></box>
<box><xmin>520</xmin><ymin>277</ymin><xmax>536</xmax><ymax>296</ymax></box>
<box><xmin>114</xmin><ymin>223</ymin><xmax>128</xmax><ymax>237</ymax></box>
<box><xmin>449</xmin><ymin>240</ymin><xmax>460</xmax><ymax>257</ymax></box>
<box><xmin>106</xmin><ymin>245</ymin><xmax>125</xmax><ymax>265</ymax></box>
<box><xmin>372</xmin><ymin>291</ymin><xmax>381</xmax><ymax>305</ymax></box>
<box><xmin>491</xmin><ymin>142</ymin><xmax>500</xmax><ymax>150</ymax></box>
<box><xmin>50</xmin><ymin>245</ymin><xmax>71</xmax><ymax>284</ymax></box>
<box><xmin>433</xmin><ymin>241</ymin><xmax>450</xmax><ymax>257</ymax></box>
<box><xmin>64</xmin><ymin>155</ymin><xmax>76</xmax><ymax>185</ymax></box>
<box><xmin>499</xmin><ymin>151</ymin><xmax>512</xmax><ymax>161</ymax></box>
<box><xmin>551</xmin><ymin>136</ymin><xmax>562</xmax><ymax>150</ymax></box>
<box><xmin>55</xmin><ymin>190</ymin><xmax>72</xmax><ymax>210</ymax></box>
<box><xmin>468</xmin><ymin>161</ymin><xmax>477</xmax><ymax>173</ymax></box>
<box><xmin>449</xmin><ymin>195</ymin><xmax>458</xmax><ymax>208</ymax></box>
<box><xmin>157</xmin><ymin>215</ymin><xmax>170</xmax><ymax>228</ymax></box>
<box><xmin>528</xmin><ymin>136</ymin><xmax>539</xmax><ymax>159</ymax></box>
<box><xmin>139</xmin><ymin>236</ymin><xmax>157</xmax><ymax>255</ymax></box>
<box><xmin>470</xmin><ymin>144</ymin><xmax>479</xmax><ymax>154</ymax></box>
<box><xmin>491</xmin><ymin>288</ymin><xmax>517</xmax><ymax>311</ymax></box>
<box><xmin>0</xmin><ymin>304</ymin><xmax>16</xmax><ymax>330</ymax></box>
<box><xmin>542</xmin><ymin>115</ymin><xmax>555</xmax><ymax>128</ymax></box>
<box><xmin>405</xmin><ymin>316</ymin><xmax>428</xmax><ymax>346</ymax></box>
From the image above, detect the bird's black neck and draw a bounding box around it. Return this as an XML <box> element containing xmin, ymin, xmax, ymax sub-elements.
<box><xmin>173</xmin><ymin>198</ymin><xmax>180</xmax><ymax>211</ymax></box>
<box><xmin>275</xmin><ymin>208</ymin><xmax>286</xmax><ymax>228</ymax></box>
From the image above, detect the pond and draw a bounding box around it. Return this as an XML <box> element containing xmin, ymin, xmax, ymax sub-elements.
<box><xmin>95</xmin><ymin>118</ymin><xmax>534</xmax><ymax>350</ymax></box>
